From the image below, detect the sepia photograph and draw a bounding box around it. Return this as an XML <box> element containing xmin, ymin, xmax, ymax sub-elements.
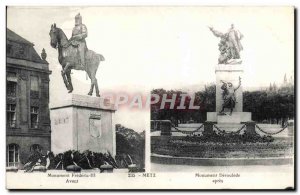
<box><xmin>148</xmin><ymin>6</ymin><xmax>294</xmax><ymax>188</ymax></box>
<box><xmin>6</xmin><ymin>7</ymin><xmax>148</xmax><ymax>189</ymax></box>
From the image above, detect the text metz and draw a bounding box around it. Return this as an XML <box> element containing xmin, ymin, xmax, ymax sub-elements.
<box><xmin>128</xmin><ymin>173</ymin><xmax>156</xmax><ymax>178</ymax></box>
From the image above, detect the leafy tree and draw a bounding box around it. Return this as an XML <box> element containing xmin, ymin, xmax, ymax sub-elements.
<box><xmin>115</xmin><ymin>124</ymin><xmax>145</xmax><ymax>170</ymax></box>
<box><xmin>151</xmin><ymin>83</ymin><xmax>294</xmax><ymax>125</ymax></box>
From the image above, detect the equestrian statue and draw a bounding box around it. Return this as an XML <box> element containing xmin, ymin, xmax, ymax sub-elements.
<box><xmin>49</xmin><ymin>13</ymin><xmax>105</xmax><ymax>97</ymax></box>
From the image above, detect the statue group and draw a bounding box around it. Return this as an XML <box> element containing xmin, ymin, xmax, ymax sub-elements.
<box><xmin>219</xmin><ymin>77</ymin><xmax>241</xmax><ymax>115</ymax></box>
<box><xmin>209</xmin><ymin>24</ymin><xmax>244</xmax><ymax>115</ymax></box>
<box><xmin>209</xmin><ymin>24</ymin><xmax>243</xmax><ymax>64</ymax></box>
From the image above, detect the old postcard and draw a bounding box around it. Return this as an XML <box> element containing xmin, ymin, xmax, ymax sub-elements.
<box><xmin>5</xmin><ymin>6</ymin><xmax>294</xmax><ymax>190</ymax></box>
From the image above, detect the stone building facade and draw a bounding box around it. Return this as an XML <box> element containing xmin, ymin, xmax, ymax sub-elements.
<box><xmin>6</xmin><ymin>28</ymin><xmax>51</xmax><ymax>168</ymax></box>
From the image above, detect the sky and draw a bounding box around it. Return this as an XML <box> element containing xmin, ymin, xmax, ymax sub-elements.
<box><xmin>7</xmin><ymin>6</ymin><xmax>294</xmax><ymax>131</ymax></box>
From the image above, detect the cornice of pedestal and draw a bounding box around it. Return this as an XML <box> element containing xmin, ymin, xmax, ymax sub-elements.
<box><xmin>215</xmin><ymin>63</ymin><xmax>244</xmax><ymax>73</ymax></box>
<box><xmin>50</xmin><ymin>93</ymin><xmax>116</xmax><ymax>111</ymax></box>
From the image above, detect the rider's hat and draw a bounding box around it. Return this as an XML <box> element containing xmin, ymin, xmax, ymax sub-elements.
<box><xmin>75</xmin><ymin>13</ymin><xmax>82</xmax><ymax>23</ymax></box>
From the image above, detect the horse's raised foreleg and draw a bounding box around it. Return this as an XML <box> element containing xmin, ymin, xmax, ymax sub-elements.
<box><xmin>61</xmin><ymin>70</ymin><xmax>70</xmax><ymax>90</ymax></box>
<box><xmin>62</xmin><ymin>63</ymin><xmax>72</xmax><ymax>74</ymax></box>
<box><xmin>66</xmin><ymin>69</ymin><xmax>73</xmax><ymax>93</ymax></box>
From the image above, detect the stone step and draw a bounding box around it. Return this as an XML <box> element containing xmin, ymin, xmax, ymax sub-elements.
<box><xmin>213</xmin><ymin>123</ymin><xmax>245</xmax><ymax>132</ymax></box>
<box><xmin>178</xmin><ymin>123</ymin><xmax>203</xmax><ymax>128</ymax></box>
<box><xmin>207</xmin><ymin>112</ymin><xmax>251</xmax><ymax>123</ymax></box>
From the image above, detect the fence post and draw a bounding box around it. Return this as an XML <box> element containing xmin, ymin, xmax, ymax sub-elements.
<box><xmin>203</xmin><ymin>121</ymin><xmax>214</xmax><ymax>136</ymax></box>
<box><xmin>161</xmin><ymin>120</ymin><xmax>172</xmax><ymax>136</ymax></box>
<box><xmin>287</xmin><ymin>120</ymin><xmax>294</xmax><ymax>137</ymax></box>
<box><xmin>150</xmin><ymin>120</ymin><xmax>154</xmax><ymax>131</ymax></box>
<box><xmin>245</xmin><ymin>121</ymin><xmax>257</xmax><ymax>136</ymax></box>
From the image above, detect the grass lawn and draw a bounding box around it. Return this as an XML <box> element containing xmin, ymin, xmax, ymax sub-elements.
<box><xmin>151</xmin><ymin>136</ymin><xmax>294</xmax><ymax>158</ymax></box>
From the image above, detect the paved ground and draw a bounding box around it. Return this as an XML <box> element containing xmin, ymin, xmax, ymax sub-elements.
<box><xmin>150</xmin><ymin>162</ymin><xmax>294</xmax><ymax>173</ymax></box>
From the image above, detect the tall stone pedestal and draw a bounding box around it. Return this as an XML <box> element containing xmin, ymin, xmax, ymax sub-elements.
<box><xmin>207</xmin><ymin>64</ymin><xmax>252</xmax><ymax>125</ymax></box>
<box><xmin>50</xmin><ymin>94</ymin><xmax>116</xmax><ymax>156</ymax></box>
<box><xmin>216</xmin><ymin>64</ymin><xmax>243</xmax><ymax>112</ymax></box>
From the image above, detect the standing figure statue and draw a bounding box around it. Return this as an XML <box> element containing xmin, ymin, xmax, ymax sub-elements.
<box><xmin>209</xmin><ymin>24</ymin><xmax>243</xmax><ymax>64</ymax></box>
<box><xmin>70</xmin><ymin>13</ymin><xmax>88</xmax><ymax>69</ymax></box>
<box><xmin>49</xmin><ymin>13</ymin><xmax>105</xmax><ymax>97</ymax></box>
<box><xmin>219</xmin><ymin>77</ymin><xmax>241</xmax><ymax>115</ymax></box>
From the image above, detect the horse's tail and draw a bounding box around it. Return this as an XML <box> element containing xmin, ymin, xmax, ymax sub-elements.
<box><xmin>98</xmin><ymin>54</ymin><xmax>105</xmax><ymax>62</ymax></box>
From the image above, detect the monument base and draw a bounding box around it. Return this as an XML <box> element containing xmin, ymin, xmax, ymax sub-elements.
<box><xmin>207</xmin><ymin>112</ymin><xmax>252</xmax><ymax>123</ymax></box>
<box><xmin>50</xmin><ymin>94</ymin><xmax>116</xmax><ymax>156</ymax></box>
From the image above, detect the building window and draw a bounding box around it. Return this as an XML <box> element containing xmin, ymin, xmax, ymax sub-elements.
<box><xmin>30</xmin><ymin>106</ymin><xmax>39</xmax><ymax>129</ymax></box>
<box><xmin>30</xmin><ymin>76</ymin><xmax>39</xmax><ymax>98</ymax></box>
<box><xmin>30</xmin><ymin>144</ymin><xmax>42</xmax><ymax>153</ymax></box>
<box><xmin>7</xmin><ymin>144</ymin><xmax>19</xmax><ymax>167</ymax></box>
<box><xmin>7</xmin><ymin>81</ymin><xmax>17</xmax><ymax>97</ymax></box>
<box><xmin>7</xmin><ymin>72</ymin><xmax>17</xmax><ymax>97</ymax></box>
<box><xmin>7</xmin><ymin>104</ymin><xmax>16</xmax><ymax>128</ymax></box>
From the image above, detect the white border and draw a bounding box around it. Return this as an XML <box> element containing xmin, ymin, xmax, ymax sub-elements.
<box><xmin>0</xmin><ymin>0</ymin><xmax>298</xmax><ymax>194</ymax></box>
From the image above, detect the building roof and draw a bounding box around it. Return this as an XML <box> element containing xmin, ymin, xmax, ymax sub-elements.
<box><xmin>7</xmin><ymin>28</ymin><xmax>34</xmax><ymax>46</ymax></box>
<box><xmin>6</xmin><ymin>28</ymin><xmax>48</xmax><ymax>64</ymax></box>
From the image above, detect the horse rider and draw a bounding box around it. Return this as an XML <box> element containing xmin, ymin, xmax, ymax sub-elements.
<box><xmin>69</xmin><ymin>13</ymin><xmax>88</xmax><ymax>69</ymax></box>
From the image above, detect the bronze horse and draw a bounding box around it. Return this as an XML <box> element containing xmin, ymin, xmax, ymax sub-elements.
<box><xmin>49</xmin><ymin>24</ymin><xmax>104</xmax><ymax>97</ymax></box>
